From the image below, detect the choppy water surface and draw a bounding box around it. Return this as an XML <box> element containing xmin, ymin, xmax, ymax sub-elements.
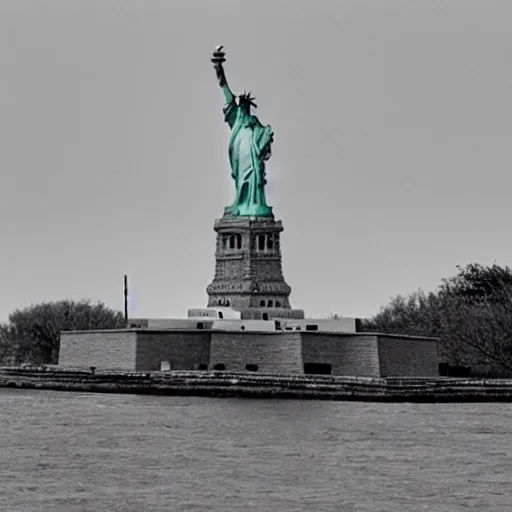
<box><xmin>1</xmin><ymin>390</ymin><xmax>511</xmax><ymax>511</ymax></box>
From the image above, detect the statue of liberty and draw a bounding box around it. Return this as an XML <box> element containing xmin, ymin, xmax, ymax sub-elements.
<box><xmin>211</xmin><ymin>46</ymin><xmax>274</xmax><ymax>217</ymax></box>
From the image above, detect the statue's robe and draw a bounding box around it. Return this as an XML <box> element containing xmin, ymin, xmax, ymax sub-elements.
<box><xmin>223</xmin><ymin>99</ymin><xmax>273</xmax><ymax>217</ymax></box>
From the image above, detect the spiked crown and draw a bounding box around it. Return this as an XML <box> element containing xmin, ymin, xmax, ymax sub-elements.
<box><xmin>238</xmin><ymin>91</ymin><xmax>257</xmax><ymax>108</ymax></box>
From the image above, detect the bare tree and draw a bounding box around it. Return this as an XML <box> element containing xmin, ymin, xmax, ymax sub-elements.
<box><xmin>361</xmin><ymin>264</ymin><xmax>512</xmax><ymax>376</ymax></box>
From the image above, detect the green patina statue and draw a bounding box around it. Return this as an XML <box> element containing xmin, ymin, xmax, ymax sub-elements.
<box><xmin>211</xmin><ymin>46</ymin><xmax>274</xmax><ymax>217</ymax></box>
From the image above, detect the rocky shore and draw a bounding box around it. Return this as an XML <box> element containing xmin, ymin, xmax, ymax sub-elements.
<box><xmin>2</xmin><ymin>367</ymin><xmax>512</xmax><ymax>402</ymax></box>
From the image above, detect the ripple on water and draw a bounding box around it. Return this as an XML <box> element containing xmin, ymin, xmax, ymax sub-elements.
<box><xmin>1</xmin><ymin>389</ymin><xmax>512</xmax><ymax>511</ymax></box>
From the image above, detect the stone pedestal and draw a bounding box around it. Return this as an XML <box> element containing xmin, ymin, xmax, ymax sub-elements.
<box><xmin>206</xmin><ymin>214</ymin><xmax>304</xmax><ymax>320</ymax></box>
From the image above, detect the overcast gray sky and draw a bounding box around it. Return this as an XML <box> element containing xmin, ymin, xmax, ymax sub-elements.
<box><xmin>1</xmin><ymin>0</ymin><xmax>511</xmax><ymax>321</ymax></box>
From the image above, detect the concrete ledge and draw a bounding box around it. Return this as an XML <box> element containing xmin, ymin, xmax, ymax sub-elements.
<box><xmin>366</xmin><ymin>332</ymin><xmax>439</xmax><ymax>342</ymax></box>
<box><xmin>60</xmin><ymin>328</ymin><xmax>439</xmax><ymax>340</ymax></box>
<box><xmin>2</xmin><ymin>367</ymin><xmax>512</xmax><ymax>402</ymax></box>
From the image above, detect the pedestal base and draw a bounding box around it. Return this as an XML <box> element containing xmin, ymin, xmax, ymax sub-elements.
<box><xmin>206</xmin><ymin>214</ymin><xmax>302</xmax><ymax>319</ymax></box>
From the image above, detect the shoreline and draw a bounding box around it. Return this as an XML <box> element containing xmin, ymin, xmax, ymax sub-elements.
<box><xmin>2</xmin><ymin>367</ymin><xmax>512</xmax><ymax>402</ymax></box>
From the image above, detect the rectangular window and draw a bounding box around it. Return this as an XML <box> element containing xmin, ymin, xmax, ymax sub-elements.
<box><xmin>305</xmin><ymin>324</ymin><xmax>318</xmax><ymax>331</ymax></box>
<box><xmin>246</xmin><ymin>364</ymin><xmax>258</xmax><ymax>372</ymax></box>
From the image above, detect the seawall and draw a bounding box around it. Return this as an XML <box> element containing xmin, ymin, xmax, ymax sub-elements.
<box><xmin>3</xmin><ymin>367</ymin><xmax>512</xmax><ymax>402</ymax></box>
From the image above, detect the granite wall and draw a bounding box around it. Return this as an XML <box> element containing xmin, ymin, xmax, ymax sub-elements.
<box><xmin>58</xmin><ymin>329</ymin><xmax>440</xmax><ymax>377</ymax></box>
<box><xmin>135</xmin><ymin>331</ymin><xmax>211</xmax><ymax>371</ymax></box>
<box><xmin>59</xmin><ymin>330</ymin><xmax>137</xmax><ymax>370</ymax></box>
<box><xmin>377</xmin><ymin>335</ymin><xmax>439</xmax><ymax>377</ymax></box>
<box><xmin>210</xmin><ymin>331</ymin><xmax>303</xmax><ymax>373</ymax></box>
<box><xmin>301</xmin><ymin>333</ymin><xmax>381</xmax><ymax>377</ymax></box>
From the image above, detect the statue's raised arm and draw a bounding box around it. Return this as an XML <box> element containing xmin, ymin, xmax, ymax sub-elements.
<box><xmin>211</xmin><ymin>46</ymin><xmax>234</xmax><ymax>105</ymax></box>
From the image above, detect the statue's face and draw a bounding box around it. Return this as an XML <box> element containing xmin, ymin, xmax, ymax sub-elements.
<box><xmin>239</xmin><ymin>100</ymin><xmax>250</xmax><ymax>113</ymax></box>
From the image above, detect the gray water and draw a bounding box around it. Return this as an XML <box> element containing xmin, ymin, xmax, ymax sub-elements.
<box><xmin>0</xmin><ymin>390</ymin><xmax>511</xmax><ymax>512</ymax></box>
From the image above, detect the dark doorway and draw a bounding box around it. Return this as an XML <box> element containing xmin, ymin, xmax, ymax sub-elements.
<box><xmin>439</xmin><ymin>363</ymin><xmax>471</xmax><ymax>377</ymax></box>
<box><xmin>304</xmin><ymin>362</ymin><xmax>332</xmax><ymax>375</ymax></box>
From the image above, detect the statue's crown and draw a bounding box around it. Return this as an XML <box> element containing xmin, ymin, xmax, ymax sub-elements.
<box><xmin>238</xmin><ymin>91</ymin><xmax>257</xmax><ymax>108</ymax></box>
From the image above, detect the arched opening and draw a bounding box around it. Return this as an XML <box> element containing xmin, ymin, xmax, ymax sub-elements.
<box><xmin>259</xmin><ymin>300</ymin><xmax>266</xmax><ymax>307</ymax></box>
<box><xmin>213</xmin><ymin>363</ymin><xmax>226</xmax><ymax>371</ymax></box>
<box><xmin>275</xmin><ymin>301</ymin><xmax>281</xmax><ymax>308</ymax></box>
<box><xmin>267</xmin><ymin>300</ymin><xmax>273</xmax><ymax>307</ymax></box>
<box><xmin>262</xmin><ymin>313</ymin><xmax>269</xmax><ymax>321</ymax></box>
<box><xmin>223</xmin><ymin>233</ymin><xmax>242</xmax><ymax>249</ymax></box>
<box><xmin>258</xmin><ymin>234</ymin><xmax>265</xmax><ymax>251</ymax></box>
